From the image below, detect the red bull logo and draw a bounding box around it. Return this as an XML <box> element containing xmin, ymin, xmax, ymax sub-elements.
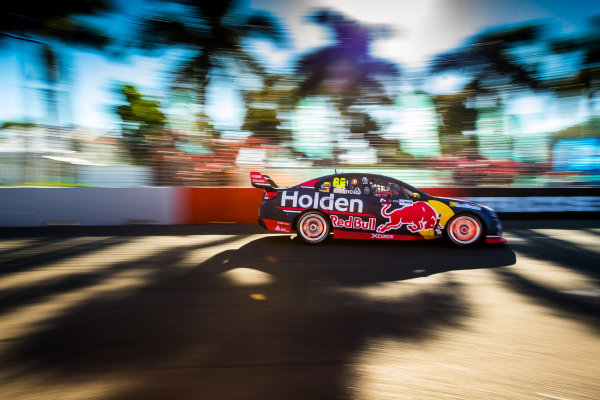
<box><xmin>331</xmin><ymin>215</ymin><xmax>376</xmax><ymax>230</ymax></box>
<box><xmin>377</xmin><ymin>202</ymin><xmax>439</xmax><ymax>233</ymax></box>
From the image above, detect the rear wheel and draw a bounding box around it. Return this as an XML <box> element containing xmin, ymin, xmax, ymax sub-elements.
<box><xmin>296</xmin><ymin>211</ymin><xmax>330</xmax><ymax>244</ymax></box>
<box><xmin>446</xmin><ymin>214</ymin><xmax>483</xmax><ymax>246</ymax></box>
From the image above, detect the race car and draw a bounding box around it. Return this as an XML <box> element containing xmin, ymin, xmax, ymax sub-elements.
<box><xmin>250</xmin><ymin>171</ymin><xmax>506</xmax><ymax>247</ymax></box>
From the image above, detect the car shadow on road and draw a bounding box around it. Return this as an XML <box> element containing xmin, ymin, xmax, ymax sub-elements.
<box><xmin>2</xmin><ymin>236</ymin><xmax>515</xmax><ymax>400</ymax></box>
<box><xmin>197</xmin><ymin>235</ymin><xmax>517</xmax><ymax>284</ymax></box>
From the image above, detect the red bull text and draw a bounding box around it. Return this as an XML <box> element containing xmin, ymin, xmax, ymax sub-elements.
<box><xmin>330</xmin><ymin>215</ymin><xmax>376</xmax><ymax>230</ymax></box>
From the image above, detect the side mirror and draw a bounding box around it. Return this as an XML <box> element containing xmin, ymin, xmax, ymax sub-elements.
<box><xmin>413</xmin><ymin>193</ymin><xmax>421</xmax><ymax>199</ymax></box>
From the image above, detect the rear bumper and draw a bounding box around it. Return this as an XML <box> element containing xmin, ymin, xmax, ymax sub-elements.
<box><xmin>259</xmin><ymin>217</ymin><xmax>292</xmax><ymax>233</ymax></box>
<box><xmin>258</xmin><ymin>216</ymin><xmax>267</xmax><ymax>230</ymax></box>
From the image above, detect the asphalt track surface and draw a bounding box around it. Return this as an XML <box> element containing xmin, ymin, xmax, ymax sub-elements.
<box><xmin>0</xmin><ymin>220</ymin><xmax>599</xmax><ymax>400</ymax></box>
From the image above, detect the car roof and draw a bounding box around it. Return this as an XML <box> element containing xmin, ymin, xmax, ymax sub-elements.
<box><xmin>301</xmin><ymin>173</ymin><xmax>425</xmax><ymax>194</ymax></box>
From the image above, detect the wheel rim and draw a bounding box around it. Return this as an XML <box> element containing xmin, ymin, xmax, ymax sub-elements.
<box><xmin>300</xmin><ymin>214</ymin><xmax>327</xmax><ymax>242</ymax></box>
<box><xmin>449</xmin><ymin>215</ymin><xmax>481</xmax><ymax>245</ymax></box>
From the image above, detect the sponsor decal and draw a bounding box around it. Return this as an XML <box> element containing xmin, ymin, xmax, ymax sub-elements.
<box><xmin>263</xmin><ymin>219</ymin><xmax>292</xmax><ymax>233</ymax></box>
<box><xmin>330</xmin><ymin>215</ymin><xmax>376</xmax><ymax>231</ymax></box>
<box><xmin>453</xmin><ymin>202</ymin><xmax>481</xmax><ymax>211</ymax></box>
<box><xmin>334</xmin><ymin>187</ymin><xmax>362</xmax><ymax>195</ymax></box>
<box><xmin>351</xmin><ymin>178</ymin><xmax>358</xmax><ymax>185</ymax></box>
<box><xmin>362</xmin><ymin>176</ymin><xmax>368</xmax><ymax>184</ymax></box>
<box><xmin>371</xmin><ymin>233</ymin><xmax>394</xmax><ymax>239</ymax></box>
<box><xmin>377</xmin><ymin>201</ymin><xmax>440</xmax><ymax>233</ymax></box>
<box><xmin>250</xmin><ymin>171</ymin><xmax>269</xmax><ymax>184</ymax></box>
<box><xmin>364</xmin><ymin>186</ymin><xmax>370</xmax><ymax>194</ymax></box>
<box><xmin>321</xmin><ymin>181</ymin><xmax>331</xmax><ymax>192</ymax></box>
<box><xmin>333</xmin><ymin>230</ymin><xmax>427</xmax><ymax>241</ymax></box>
<box><xmin>333</xmin><ymin>177</ymin><xmax>346</xmax><ymax>189</ymax></box>
<box><xmin>281</xmin><ymin>191</ymin><xmax>364</xmax><ymax>213</ymax></box>
<box><xmin>393</xmin><ymin>199</ymin><xmax>414</xmax><ymax>206</ymax></box>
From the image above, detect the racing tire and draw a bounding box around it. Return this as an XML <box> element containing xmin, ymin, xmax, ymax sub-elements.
<box><xmin>446</xmin><ymin>214</ymin><xmax>484</xmax><ymax>247</ymax></box>
<box><xmin>296</xmin><ymin>211</ymin><xmax>330</xmax><ymax>244</ymax></box>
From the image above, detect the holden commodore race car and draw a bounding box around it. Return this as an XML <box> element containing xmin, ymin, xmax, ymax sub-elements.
<box><xmin>250</xmin><ymin>171</ymin><xmax>506</xmax><ymax>247</ymax></box>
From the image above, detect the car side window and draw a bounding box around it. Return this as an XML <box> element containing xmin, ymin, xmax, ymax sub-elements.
<box><xmin>370</xmin><ymin>179</ymin><xmax>406</xmax><ymax>200</ymax></box>
<box><xmin>400</xmin><ymin>186</ymin><xmax>415</xmax><ymax>199</ymax></box>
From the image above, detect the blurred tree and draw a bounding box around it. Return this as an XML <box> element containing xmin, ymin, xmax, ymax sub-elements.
<box><xmin>294</xmin><ymin>9</ymin><xmax>400</xmax><ymax>164</ymax></box>
<box><xmin>1</xmin><ymin>0</ymin><xmax>113</xmax><ymax>124</ymax></box>
<box><xmin>115</xmin><ymin>84</ymin><xmax>167</xmax><ymax>165</ymax></box>
<box><xmin>0</xmin><ymin>0</ymin><xmax>111</xmax><ymax>46</ymax></box>
<box><xmin>432</xmin><ymin>84</ymin><xmax>479</xmax><ymax>154</ymax></box>
<box><xmin>296</xmin><ymin>9</ymin><xmax>399</xmax><ymax>106</ymax></box>
<box><xmin>432</xmin><ymin>24</ymin><xmax>543</xmax><ymax>92</ymax></box>
<box><xmin>241</xmin><ymin>75</ymin><xmax>295</xmax><ymax>145</ymax></box>
<box><xmin>137</xmin><ymin>0</ymin><xmax>286</xmax><ymax>119</ymax></box>
<box><xmin>345</xmin><ymin>110</ymin><xmax>401</xmax><ymax>165</ymax></box>
<box><xmin>431</xmin><ymin>24</ymin><xmax>544</xmax><ymax>155</ymax></box>
<box><xmin>548</xmin><ymin>16</ymin><xmax>600</xmax><ymax>116</ymax></box>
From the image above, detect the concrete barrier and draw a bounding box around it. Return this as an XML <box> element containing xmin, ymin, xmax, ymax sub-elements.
<box><xmin>0</xmin><ymin>187</ymin><xmax>178</xmax><ymax>227</ymax></box>
<box><xmin>0</xmin><ymin>187</ymin><xmax>598</xmax><ymax>227</ymax></box>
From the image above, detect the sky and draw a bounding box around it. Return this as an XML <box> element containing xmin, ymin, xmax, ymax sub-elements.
<box><xmin>0</xmin><ymin>0</ymin><xmax>598</xmax><ymax>132</ymax></box>
<box><xmin>249</xmin><ymin>0</ymin><xmax>596</xmax><ymax>67</ymax></box>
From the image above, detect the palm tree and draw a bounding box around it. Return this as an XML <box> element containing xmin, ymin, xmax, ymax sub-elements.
<box><xmin>431</xmin><ymin>24</ymin><xmax>544</xmax><ymax>93</ymax></box>
<box><xmin>430</xmin><ymin>23</ymin><xmax>545</xmax><ymax>156</ymax></box>
<box><xmin>115</xmin><ymin>84</ymin><xmax>167</xmax><ymax>165</ymax></box>
<box><xmin>548</xmin><ymin>16</ymin><xmax>600</xmax><ymax>116</ymax></box>
<box><xmin>296</xmin><ymin>9</ymin><xmax>399</xmax><ymax>107</ymax></box>
<box><xmin>137</xmin><ymin>0</ymin><xmax>285</xmax><ymax>116</ymax></box>
<box><xmin>1</xmin><ymin>0</ymin><xmax>112</xmax><ymax>124</ymax></box>
<box><xmin>241</xmin><ymin>75</ymin><xmax>295</xmax><ymax>145</ymax></box>
<box><xmin>294</xmin><ymin>9</ymin><xmax>400</xmax><ymax>164</ymax></box>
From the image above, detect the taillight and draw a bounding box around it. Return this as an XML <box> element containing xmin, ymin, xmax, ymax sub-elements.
<box><xmin>264</xmin><ymin>191</ymin><xmax>279</xmax><ymax>200</ymax></box>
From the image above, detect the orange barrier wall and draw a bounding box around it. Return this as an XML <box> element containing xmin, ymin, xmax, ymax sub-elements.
<box><xmin>177</xmin><ymin>187</ymin><xmax>264</xmax><ymax>224</ymax></box>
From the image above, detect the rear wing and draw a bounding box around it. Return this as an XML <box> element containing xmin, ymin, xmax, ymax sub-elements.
<box><xmin>250</xmin><ymin>171</ymin><xmax>279</xmax><ymax>190</ymax></box>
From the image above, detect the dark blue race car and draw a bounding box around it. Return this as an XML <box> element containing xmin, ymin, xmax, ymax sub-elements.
<box><xmin>251</xmin><ymin>171</ymin><xmax>506</xmax><ymax>247</ymax></box>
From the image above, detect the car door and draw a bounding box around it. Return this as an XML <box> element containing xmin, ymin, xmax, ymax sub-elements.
<box><xmin>326</xmin><ymin>174</ymin><xmax>374</xmax><ymax>231</ymax></box>
<box><xmin>368</xmin><ymin>177</ymin><xmax>421</xmax><ymax>235</ymax></box>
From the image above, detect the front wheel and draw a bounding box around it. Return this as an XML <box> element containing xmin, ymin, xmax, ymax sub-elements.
<box><xmin>296</xmin><ymin>211</ymin><xmax>330</xmax><ymax>244</ymax></box>
<box><xmin>446</xmin><ymin>214</ymin><xmax>483</xmax><ymax>246</ymax></box>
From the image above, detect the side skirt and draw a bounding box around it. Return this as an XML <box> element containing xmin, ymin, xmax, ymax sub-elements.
<box><xmin>333</xmin><ymin>230</ymin><xmax>428</xmax><ymax>241</ymax></box>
